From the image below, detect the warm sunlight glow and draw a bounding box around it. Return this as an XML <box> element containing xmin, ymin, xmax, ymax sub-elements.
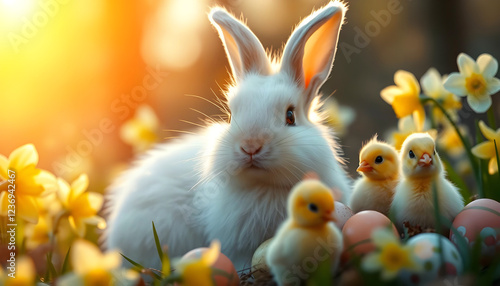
<box><xmin>0</xmin><ymin>0</ymin><xmax>34</xmax><ymax>25</ymax></box>
<box><xmin>142</xmin><ymin>0</ymin><xmax>207</xmax><ymax>70</ymax></box>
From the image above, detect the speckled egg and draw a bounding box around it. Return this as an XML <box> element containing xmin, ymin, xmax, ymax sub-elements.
<box><xmin>181</xmin><ymin>247</ymin><xmax>240</xmax><ymax>286</ymax></box>
<box><xmin>341</xmin><ymin>210</ymin><xmax>399</xmax><ymax>261</ymax></box>
<box><xmin>400</xmin><ymin>233</ymin><xmax>463</xmax><ymax>285</ymax></box>
<box><xmin>334</xmin><ymin>201</ymin><xmax>354</xmax><ymax>230</ymax></box>
<box><xmin>450</xmin><ymin>198</ymin><xmax>500</xmax><ymax>265</ymax></box>
<box><xmin>251</xmin><ymin>239</ymin><xmax>272</xmax><ymax>279</ymax></box>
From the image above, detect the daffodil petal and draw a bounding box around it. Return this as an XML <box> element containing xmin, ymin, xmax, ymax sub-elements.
<box><xmin>391</xmin><ymin>93</ymin><xmax>421</xmax><ymax>118</ymax></box>
<box><xmin>472</xmin><ymin>141</ymin><xmax>495</xmax><ymax>159</ymax></box>
<box><xmin>57</xmin><ymin>178</ymin><xmax>72</xmax><ymax>206</ymax></box>
<box><xmin>102</xmin><ymin>251</ymin><xmax>122</xmax><ymax>270</ymax></box>
<box><xmin>18</xmin><ymin>195</ymin><xmax>39</xmax><ymax>224</ymax></box>
<box><xmin>486</xmin><ymin>77</ymin><xmax>500</xmax><ymax>95</ymax></box>
<box><xmin>15</xmin><ymin>166</ymin><xmax>45</xmax><ymax>196</ymax></box>
<box><xmin>457</xmin><ymin>53</ymin><xmax>479</xmax><ymax>77</ymax></box>
<box><xmin>72</xmin><ymin>239</ymin><xmax>104</xmax><ymax>274</ymax></box>
<box><xmin>9</xmin><ymin>144</ymin><xmax>38</xmax><ymax>171</ymax></box>
<box><xmin>71</xmin><ymin>174</ymin><xmax>89</xmax><ymax>201</ymax></box>
<box><xmin>466</xmin><ymin>93</ymin><xmax>491</xmax><ymax>113</ymax></box>
<box><xmin>0</xmin><ymin>192</ymin><xmax>9</xmax><ymax>216</ymax></box>
<box><xmin>420</xmin><ymin>68</ymin><xmax>442</xmax><ymax>97</ymax></box>
<box><xmin>361</xmin><ymin>253</ymin><xmax>381</xmax><ymax>272</ymax></box>
<box><xmin>478</xmin><ymin>121</ymin><xmax>498</xmax><ymax>141</ymax></box>
<box><xmin>413</xmin><ymin>107</ymin><xmax>426</xmax><ymax>132</ymax></box>
<box><xmin>0</xmin><ymin>154</ymin><xmax>8</xmax><ymax>179</ymax></box>
<box><xmin>69</xmin><ymin>216</ymin><xmax>87</xmax><ymax>237</ymax></box>
<box><xmin>202</xmin><ymin>240</ymin><xmax>220</xmax><ymax>266</ymax></box>
<box><xmin>489</xmin><ymin>157</ymin><xmax>499</xmax><ymax>174</ymax></box>
<box><xmin>15</xmin><ymin>257</ymin><xmax>36</xmax><ymax>284</ymax></box>
<box><xmin>380</xmin><ymin>86</ymin><xmax>400</xmax><ymax>104</ymax></box>
<box><xmin>83</xmin><ymin>215</ymin><xmax>107</xmax><ymax>229</ymax></box>
<box><xmin>71</xmin><ymin>192</ymin><xmax>103</xmax><ymax>218</ymax></box>
<box><xmin>443</xmin><ymin>73</ymin><xmax>467</xmax><ymax>96</ymax></box>
<box><xmin>394</xmin><ymin>70</ymin><xmax>420</xmax><ymax>95</ymax></box>
<box><xmin>371</xmin><ymin>228</ymin><xmax>398</xmax><ymax>247</ymax></box>
<box><xmin>477</xmin><ymin>54</ymin><xmax>498</xmax><ymax>78</ymax></box>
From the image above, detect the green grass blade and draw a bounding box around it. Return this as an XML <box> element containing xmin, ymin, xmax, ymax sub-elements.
<box><xmin>152</xmin><ymin>222</ymin><xmax>165</xmax><ymax>266</ymax></box>
<box><xmin>61</xmin><ymin>247</ymin><xmax>71</xmax><ymax>274</ymax></box>
<box><xmin>121</xmin><ymin>253</ymin><xmax>145</xmax><ymax>271</ymax></box>
<box><xmin>46</xmin><ymin>253</ymin><xmax>57</xmax><ymax>282</ymax></box>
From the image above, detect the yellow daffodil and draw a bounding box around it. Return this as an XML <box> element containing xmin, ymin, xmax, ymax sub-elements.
<box><xmin>437</xmin><ymin>124</ymin><xmax>467</xmax><ymax>158</ymax></box>
<box><xmin>389</xmin><ymin>116</ymin><xmax>437</xmax><ymax>150</ymax></box>
<box><xmin>175</xmin><ymin>240</ymin><xmax>220</xmax><ymax>286</ymax></box>
<box><xmin>0</xmin><ymin>144</ymin><xmax>56</xmax><ymax>223</ymax></box>
<box><xmin>323</xmin><ymin>99</ymin><xmax>356</xmax><ymax>137</ymax></box>
<box><xmin>444</xmin><ymin>53</ymin><xmax>500</xmax><ymax>113</ymax></box>
<box><xmin>120</xmin><ymin>105</ymin><xmax>159</xmax><ymax>152</ymax></box>
<box><xmin>362</xmin><ymin>228</ymin><xmax>421</xmax><ymax>280</ymax></box>
<box><xmin>381</xmin><ymin>70</ymin><xmax>426</xmax><ymax>132</ymax></box>
<box><xmin>25</xmin><ymin>214</ymin><xmax>51</xmax><ymax>250</ymax></box>
<box><xmin>471</xmin><ymin>121</ymin><xmax>500</xmax><ymax>174</ymax></box>
<box><xmin>57</xmin><ymin>174</ymin><xmax>106</xmax><ymax>237</ymax></box>
<box><xmin>421</xmin><ymin>68</ymin><xmax>462</xmax><ymax>122</ymax></box>
<box><xmin>2</xmin><ymin>256</ymin><xmax>36</xmax><ymax>285</ymax></box>
<box><xmin>58</xmin><ymin>239</ymin><xmax>139</xmax><ymax>286</ymax></box>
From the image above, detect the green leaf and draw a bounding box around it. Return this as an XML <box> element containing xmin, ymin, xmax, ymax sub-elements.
<box><xmin>495</xmin><ymin>139</ymin><xmax>500</xmax><ymax>179</ymax></box>
<box><xmin>61</xmin><ymin>247</ymin><xmax>71</xmax><ymax>274</ymax></box>
<box><xmin>121</xmin><ymin>253</ymin><xmax>145</xmax><ymax>271</ymax></box>
<box><xmin>152</xmin><ymin>222</ymin><xmax>164</xmax><ymax>266</ymax></box>
<box><xmin>306</xmin><ymin>259</ymin><xmax>332</xmax><ymax>286</ymax></box>
<box><xmin>45</xmin><ymin>253</ymin><xmax>57</xmax><ymax>283</ymax></box>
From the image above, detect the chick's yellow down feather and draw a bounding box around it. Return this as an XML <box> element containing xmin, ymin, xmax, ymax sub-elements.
<box><xmin>350</xmin><ymin>137</ymin><xmax>399</xmax><ymax>215</ymax></box>
<box><xmin>390</xmin><ymin>133</ymin><xmax>464</xmax><ymax>231</ymax></box>
<box><xmin>266</xmin><ymin>180</ymin><xmax>343</xmax><ymax>286</ymax></box>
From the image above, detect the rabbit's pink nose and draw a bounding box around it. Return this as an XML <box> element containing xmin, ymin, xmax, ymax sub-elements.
<box><xmin>240</xmin><ymin>145</ymin><xmax>262</xmax><ymax>156</ymax></box>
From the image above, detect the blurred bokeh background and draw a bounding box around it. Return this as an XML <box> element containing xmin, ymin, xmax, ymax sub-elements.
<box><xmin>1</xmin><ymin>0</ymin><xmax>499</xmax><ymax>192</ymax></box>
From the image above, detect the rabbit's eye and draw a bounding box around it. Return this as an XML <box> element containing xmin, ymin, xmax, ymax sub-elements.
<box><xmin>286</xmin><ymin>106</ymin><xmax>296</xmax><ymax>126</ymax></box>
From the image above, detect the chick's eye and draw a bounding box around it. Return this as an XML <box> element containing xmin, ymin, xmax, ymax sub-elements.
<box><xmin>286</xmin><ymin>106</ymin><xmax>295</xmax><ymax>126</ymax></box>
<box><xmin>375</xmin><ymin>156</ymin><xmax>383</xmax><ymax>164</ymax></box>
<box><xmin>409</xmin><ymin>150</ymin><xmax>415</xmax><ymax>159</ymax></box>
<box><xmin>308</xmin><ymin>203</ymin><xmax>318</xmax><ymax>213</ymax></box>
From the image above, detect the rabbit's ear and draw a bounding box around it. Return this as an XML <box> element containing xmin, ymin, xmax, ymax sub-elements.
<box><xmin>210</xmin><ymin>7</ymin><xmax>270</xmax><ymax>81</ymax></box>
<box><xmin>281</xmin><ymin>1</ymin><xmax>346</xmax><ymax>102</ymax></box>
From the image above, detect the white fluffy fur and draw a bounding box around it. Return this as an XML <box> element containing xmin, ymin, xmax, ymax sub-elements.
<box><xmin>350</xmin><ymin>179</ymin><xmax>398</xmax><ymax>215</ymax></box>
<box><xmin>105</xmin><ymin>1</ymin><xmax>351</xmax><ymax>271</ymax></box>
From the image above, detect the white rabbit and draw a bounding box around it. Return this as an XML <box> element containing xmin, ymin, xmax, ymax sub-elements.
<box><xmin>104</xmin><ymin>1</ymin><xmax>351</xmax><ymax>272</ymax></box>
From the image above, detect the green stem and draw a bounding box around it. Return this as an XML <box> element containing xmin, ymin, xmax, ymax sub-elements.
<box><xmin>487</xmin><ymin>107</ymin><xmax>497</xmax><ymax>130</ymax></box>
<box><xmin>420</xmin><ymin>97</ymin><xmax>481</xmax><ymax>191</ymax></box>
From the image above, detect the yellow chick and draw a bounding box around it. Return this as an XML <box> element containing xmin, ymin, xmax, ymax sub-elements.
<box><xmin>350</xmin><ymin>137</ymin><xmax>399</xmax><ymax>215</ymax></box>
<box><xmin>390</xmin><ymin>133</ymin><xmax>464</xmax><ymax>231</ymax></box>
<box><xmin>266</xmin><ymin>180</ymin><xmax>343</xmax><ymax>286</ymax></box>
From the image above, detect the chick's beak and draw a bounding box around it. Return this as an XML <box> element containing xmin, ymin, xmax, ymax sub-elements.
<box><xmin>357</xmin><ymin>160</ymin><xmax>373</xmax><ymax>173</ymax></box>
<box><xmin>418</xmin><ymin>152</ymin><xmax>433</xmax><ymax>167</ymax></box>
<box><xmin>322</xmin><ymin>210</ymin><xmax>337</xmax><ymax>222</ymax></box>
